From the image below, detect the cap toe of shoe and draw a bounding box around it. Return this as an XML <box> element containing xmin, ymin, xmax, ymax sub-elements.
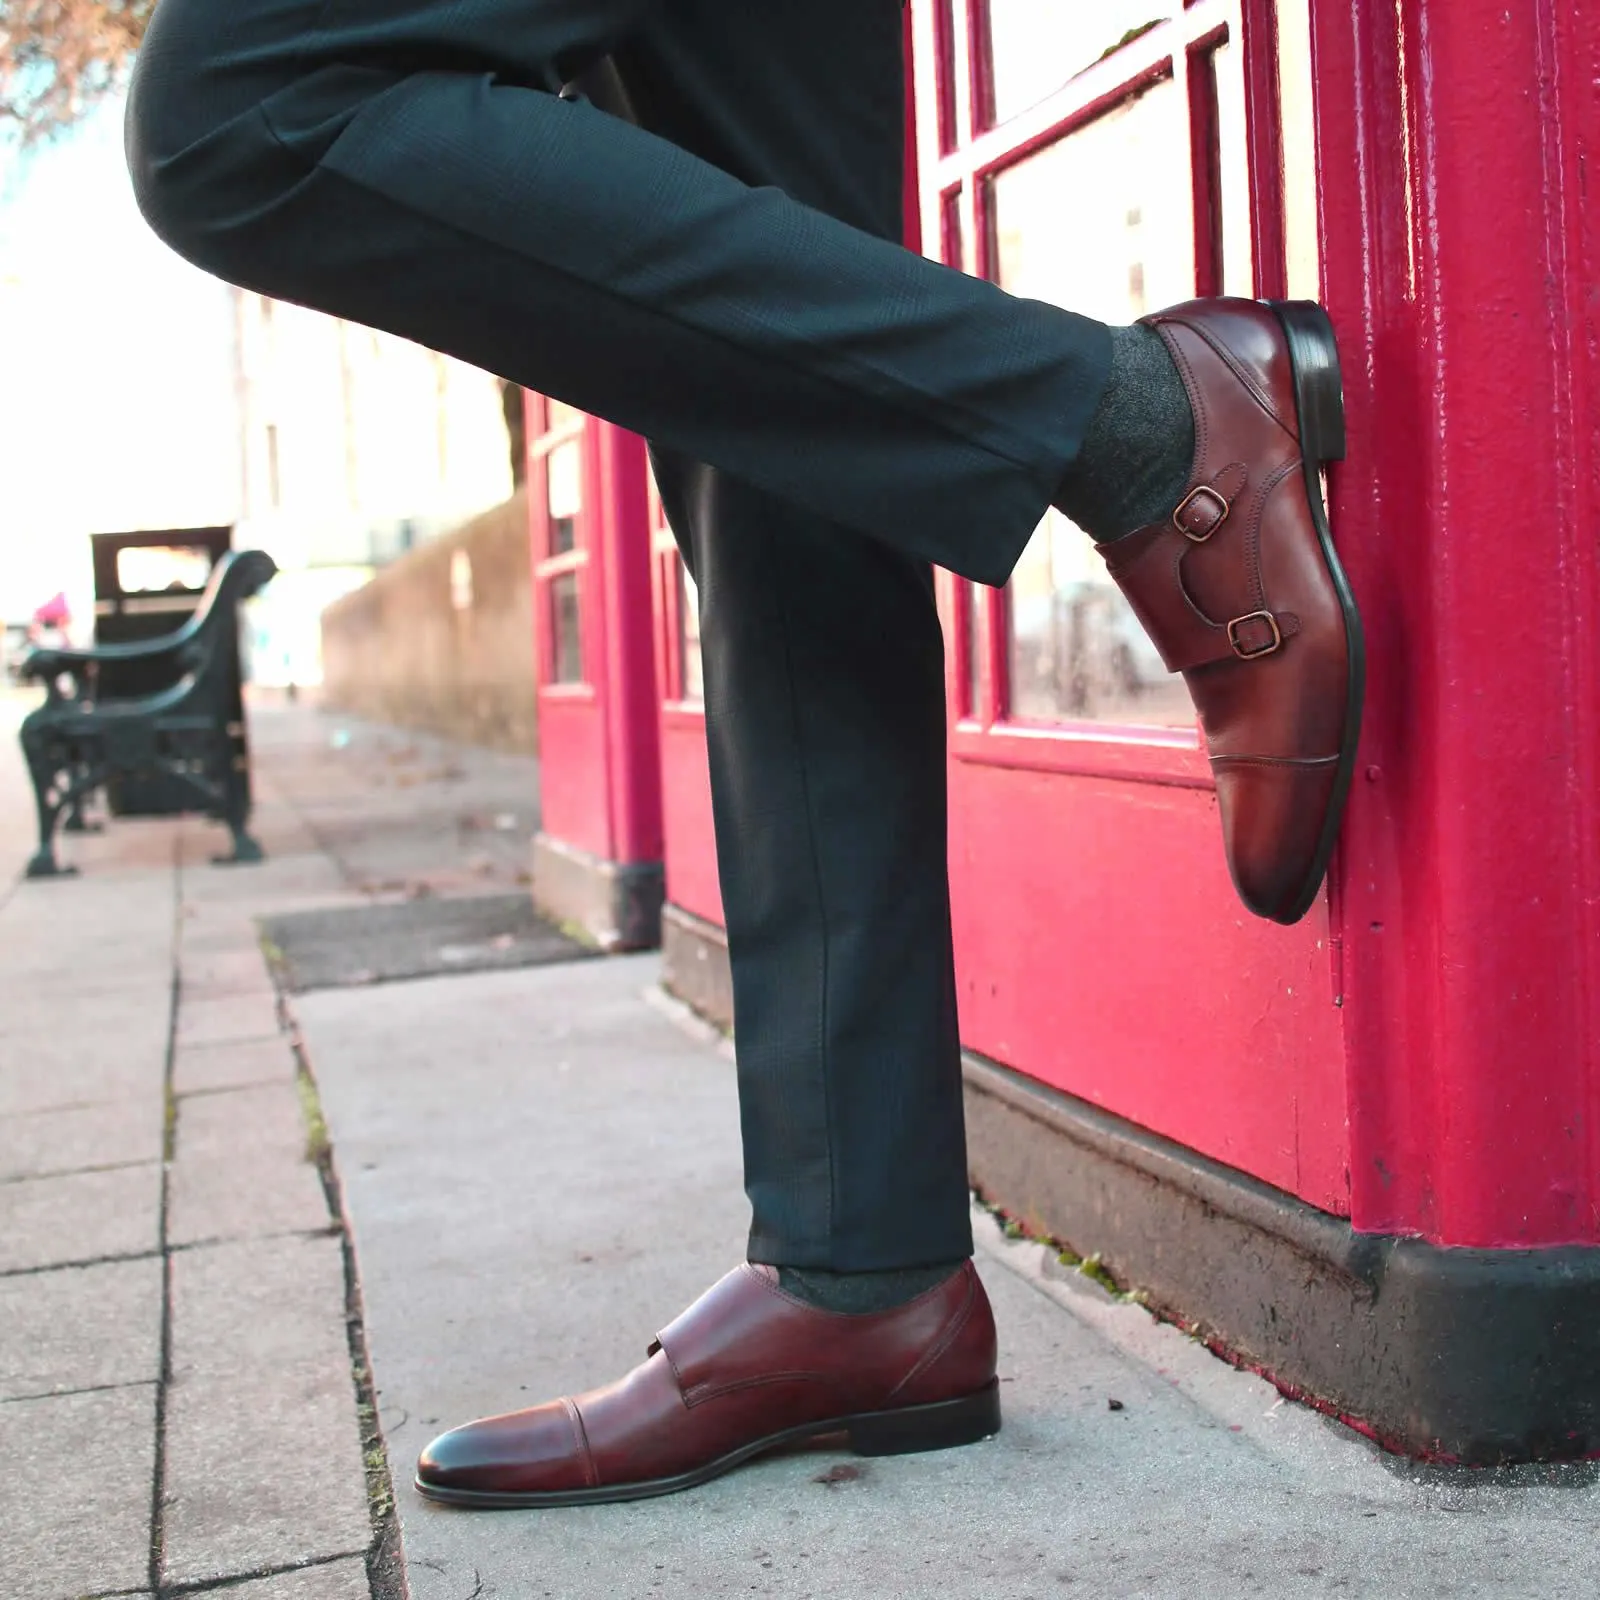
<box><xmin>416</xmin><ymin>1404</ymin><xmax>591</xmax><ymax>1497</ymax></box>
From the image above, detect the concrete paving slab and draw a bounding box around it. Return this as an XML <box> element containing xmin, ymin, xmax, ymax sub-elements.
<box><xmin>0</xmin><ymin>1100</ymin><xmax>162</xmax><ymax>1181</ymax></box>
<box><xmin>181</xmin><ymin>947</ymin><xmax>278</xmax><ymax>1001</ymax></box>
<box><xmin>0</xmin><ymin>987</ymin><xmax>171</xmax><ymax>1047</ymax></box>
<box><xmin>9</xmin><ymin>860</ymin><xmax>177</xmax><ymax>898</ymax></box>
<box><xmin>162</xmin><ymin>1412</ymin><xmax>362</xmax><ymax>1589</ymax></box>
<box><xmin>0</xmin><ymin>911</ymin><xmax>175</xmax><ymax>980</ymax></box>
<box><xmin>176</xmin><ymin>1081</ymin><xmax>307</xmax><ymax>1162</ymax></box>
<box><xmin>0</xmin><ymin>948</ymin><xmax>173</xmax><ymax>1001</ymax></box>
<box><xmin>174</xmin><ymin>1037</ymin><xmax>298</xmax><ymax>1096</ymax></box>
<box><xmin>169</xmin><ymin>1084</ymin><xmax>328</xmax><ymax>1247</ymax></box>
<box><xmin>177</xmin><ymin>854</ymin><xmax>349</xmax><ymax>904</ymax></box>
<box><xmin>163</xmin><ymin>1235</ymin><xmax>371</xmax><ymax>1587</ymax></box>
<box><xmin>0</xmin><ymin>1383</ymin><xmax>155</xmax><ymax>1600</ymax></box>
<box><xmin>297</xmin><ymin>959</ymin><xmax>1600</xmax><ymax>1600</ymax></box>
<box><xmin>178</xmin><ymin>912</ymin><xmax>278</xmax><ymax>959</ymax></box>
<box><xmin>176</xmin><ymin>992</ymin><xmax>283</xmax><ymax>1049</ymax></box>
<box><xmin>0</xmin><ymin>1163</ymin><xmax>161</xmax><ymax>1272</ymax></box>
<box><xmin>0</xmin><ymin>1257</ymin><xmax>162</xmax><ymax>1398</ymax></box>
<box><xmin>0</xmin><ymin>1069</ymin><xmax>166</xmax><ymax>1123</ymax></box>
<box><xmin>0</xmin><ymin>895</ymin><xmax>174</xmax><ymax>944</ymax></box>
<box><xmin>0</xmin><ymin>1005</ymin><xmax>169</xmax><ymax>1117</ymax></box>
<box><xmin>0</xmin><ymin>983</ymin><xmax>167</xmax><ymax>1038</ymax></box>
<box><xmin>169</xmin><ymin>1234</ymin><xmax>351</xmax><ymax>1381</ymax></box>
<box><xmin>53</xmin><ymin>818</ymin><xmax>182</xmax><ymax>875</ymax></box>
<box><xmin>223</xmin><ymin>1557</ymin><xmax>371</xmax><ymax>1600</ymax></box>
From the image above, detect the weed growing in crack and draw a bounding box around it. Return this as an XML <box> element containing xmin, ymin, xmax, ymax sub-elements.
<box><xmin>974</xmin><ymin>1189</ymin><xmax>1142</xmax><ymax>1302</ymax></box>
<box><xmin>296</xmin><ymin>1068</ymin><xmax>331</xmax><ymax>1165</ymax></box>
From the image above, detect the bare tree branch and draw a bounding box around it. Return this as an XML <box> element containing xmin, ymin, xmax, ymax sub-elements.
<box><xmin>0</xmin><ymin>0</ymin><xmax>155</xmax><ymax>144</ymax></box>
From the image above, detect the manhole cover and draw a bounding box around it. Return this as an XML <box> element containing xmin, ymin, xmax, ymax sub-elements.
<box><xmin>260</xmin><ymin>893</ymin><xmax>592</xmax><ymax>992</ymax></box>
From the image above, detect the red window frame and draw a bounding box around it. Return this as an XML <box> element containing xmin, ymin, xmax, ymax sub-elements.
<box><xmin>528</xmin><ymin>393</ymin><xmax>595</xmax><ymax>703</ymax></box>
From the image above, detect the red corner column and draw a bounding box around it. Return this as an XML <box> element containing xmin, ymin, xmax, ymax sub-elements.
<box><xmin>1314</xmin><ymin>6</ymin><xmax>1600</xmax><ymax>1251</ymax></box>
<box><xmin>526</xmin><ymin>396</ymin><xmax>663</xmax><ymax>949</ymax></box>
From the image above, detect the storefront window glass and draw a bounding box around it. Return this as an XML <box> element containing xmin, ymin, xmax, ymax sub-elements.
<box><xmin>547</xmin><ymin>438</ymin><xmax>582</xmax><ymax>556</ymax></box>
<box><xmin>985</xmin><ymin>1</ymin><xmax>1172</xmax><ymax>126</ymax></box>
<box><xmin>678</xmin><ymin>562</ymin><xmax>704</xmax><ymax>703</ymax></box>
<box><xmin>990</xmin><ymin>84</ymin><xmax>1197</xmax><ymax>727</ymax></box>
<box><xmin>550</xmin><ymin>572</ymin><xmax>583</xmax><ymax>684</ymax></box>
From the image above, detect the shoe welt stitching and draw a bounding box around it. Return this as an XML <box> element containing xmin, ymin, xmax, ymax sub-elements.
<box><xmin>562</xmin><ymin>1395</ymin><xmax>600</xmax><ymax>1489</ymax></box>
<box><xmin>1245</xmin><ymin>456</ymin><xmax>1302</xmax><ymax>616</ymax></box>
<box><xmin>1153</xmin><ymin>322</ymin><xmax>1209</xmax><ymax>485</ymax></box>
<box><xmin>887</xmin><ymin>1267</ymin><xmax>976</xmax><ymax>1403</ymax></box>
<box><xmin>1162</xmin><ymin>313</ymin><xmax>1295</xmax><ymax>440</ymax></box>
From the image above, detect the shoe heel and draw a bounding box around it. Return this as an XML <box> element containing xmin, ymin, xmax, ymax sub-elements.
<box><xmin>1269</xmin><ymin>299</ymin><xmax>1346</xmax><ymax>463</ymax></box>
<box><xmin>846</xmin><ymin>1381</ymin><xmax>1002</xmax><ymax>1458</ymax></box>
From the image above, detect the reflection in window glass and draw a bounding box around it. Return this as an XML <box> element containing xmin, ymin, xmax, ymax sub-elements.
<box><xmin>991</xmin><ymin>84</ymin><xmax>1196</xmax><ymax>728</ymax></box>
<box><xmin>550</xmin><ymin>572</ymin><xmax>583</xmax><ymax>684</ymax></box>
<box><xmin>986</xmin><ymin>1</ymin><xmax>1171</xmax><ymax>126</ymax></box>
<box><xmin>547</xmin><ymin>438</ymin><xmax>582</xmax><ymax>554</ymax></box>
<box><xmin>1008</xmin><ymin>512</ymin><xmax>1195</xmax><ymax>725</ymax></box>
<box><xmin>678</xmin><ymin>562</ymin><xmax>704</xmax><ymax>703</ymax></box>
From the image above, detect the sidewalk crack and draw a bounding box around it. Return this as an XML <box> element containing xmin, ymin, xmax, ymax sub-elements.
<box><xmin>0</xmin><ymin>1378</ymin><xmax>158</xmax><ymax>1407</ymax></box>
<box><xmin>147</xmin><ymin>833</ymin><xmax>181</xmax><ymax>1596</ymax></box>
<box><xmin>0</xmin><ymin>1247</ymin><xmax>162</xmax><ymax>1280</ymax></box>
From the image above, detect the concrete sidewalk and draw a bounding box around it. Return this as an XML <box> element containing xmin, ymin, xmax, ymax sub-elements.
<box><xmin>301</xmin><ymin>958</ymin><xmax>1600</xmax><ymax>1600</ymax></box>
<box><xmin>0</xmin><ymin>690</ymin><xmax>542</xmax><ymax>1600</ymax></box>
<box><xmin>3</xmin><ymin>692</ymin><xmax>1598</xmax><ymax>1600</ymax></box>
<box><xmin>0</xmin><ymin>691</ymin><xmax>397</xmax><ymax>1600</ymax></box>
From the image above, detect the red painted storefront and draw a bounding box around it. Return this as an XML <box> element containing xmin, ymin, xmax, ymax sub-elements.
<box><xmin>526</xmin><ymin>1</ymin><xmax>1600</xmax><ymax>1460</ymax></box>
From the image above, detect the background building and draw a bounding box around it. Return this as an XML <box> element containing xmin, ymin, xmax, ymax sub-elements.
<box><xmin>0</xmin><ymin>95</ymin><xmax>514</xmax><ymax>687</ymax></box>
<box><xmin>231</xmin><ymin>289</ymin><xmax>513</xmax><ymax>689</ymax></box>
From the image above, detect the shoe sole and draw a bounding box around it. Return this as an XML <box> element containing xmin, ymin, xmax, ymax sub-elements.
<box><xmin>412</xmin><ymin>1378</ymin><xmax>1002</xmax><ymax>1510</ymax></box>
<box><xmin>1263</xmin><ymin>299</ymin><xmax>1367</xmax><ymax>927</ymax></box>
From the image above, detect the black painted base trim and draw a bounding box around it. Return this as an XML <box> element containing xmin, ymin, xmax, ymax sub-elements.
<box><xmin>655</xmin><ymin>907</ymin><xmax>1600</xmax><ymax>1463</ymax></box>
<box><xmin>966</xmin><ymin>1055</ymin><xmax>1600</xmax><ymax>1465</ymax></box>
<box><xmin>530</xmin><ymin>833</ymin><xmax>663</xmax><ymax>953</ymax></box>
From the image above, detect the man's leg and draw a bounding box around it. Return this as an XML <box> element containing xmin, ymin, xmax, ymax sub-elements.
<box><xmin>127</xmin><ymin>0</ymin><xmax>1109</xmax><ymax>589</ymax></box>
<box><xmin>609</xmin><ymin>0</ymin><xmax>967</xmax><ymax>1286</ymax></box>
<box><xmin>130</xmin><ymin>0</ymin><xmax>1366</xmax><ymax>1508</ymax></box>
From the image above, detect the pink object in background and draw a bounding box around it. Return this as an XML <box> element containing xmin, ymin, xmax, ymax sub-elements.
<box><xmin>31</xmin><ymin>592</ymin><xmax>70</xmax><ymax>628</ymax></box>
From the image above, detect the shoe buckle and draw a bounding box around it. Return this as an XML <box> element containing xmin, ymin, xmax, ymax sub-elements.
<box><xmin>1228</xmin><ymin>611</ymin><xmax>1283</xmax><ymax>660</ymax></box>
<box><xmin>1173</xmin><ymin>485</ymin><xmax>1231</xmax><ymax>542</ymax></box>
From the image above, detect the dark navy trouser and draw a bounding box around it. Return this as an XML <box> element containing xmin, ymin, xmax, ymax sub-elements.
<box><xmin>126</xmin><ymin>0</ymin><xmax>1113</xmax><ymax>1269</ymax></box>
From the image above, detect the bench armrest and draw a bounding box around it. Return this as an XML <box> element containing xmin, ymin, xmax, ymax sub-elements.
<box><xmin>20</xmin><ymin>550</ymin><xmax>277</xmax><ymax>691</ymax></box>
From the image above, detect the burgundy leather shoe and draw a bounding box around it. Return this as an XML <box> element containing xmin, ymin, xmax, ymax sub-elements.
<box><xmin>414</xmin><ymin>1261</ymin><xmax>1000</xmax><ymax>1508</ymax></box>
<box><xmin>1100</xmin><ymin>298</ymin><xmax>1364</xmax><ymax>925</ymax></box>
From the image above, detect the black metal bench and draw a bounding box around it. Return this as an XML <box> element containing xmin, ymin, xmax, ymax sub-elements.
<box><xmin>18</xmin><ymin>550</ymin><xmax>278</xmax><ymax>879</ymax></box>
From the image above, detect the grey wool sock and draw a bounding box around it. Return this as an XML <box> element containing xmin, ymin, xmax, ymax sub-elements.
<box><xmin>776</xmin><ymin>1262</ymin><xmax>965</xmax><ymax>1315</ymax></box>
<box><xmin>1054</xmin><ymin>322</ymin><xmax>1195</xmax><ymax>543</ymax></box>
